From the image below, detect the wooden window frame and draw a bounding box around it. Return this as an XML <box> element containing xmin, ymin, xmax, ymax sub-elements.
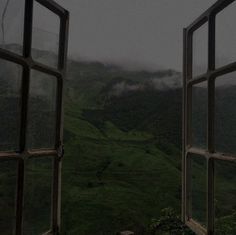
<box><xmin>0</xmin><ymin>0</ymin><xmax>69</xmax><ymax>234</ymax></box>
<box><xmin>182</xmin><ymin>0</ymin><xmax>236</xmax><ymax>234</ymax></box>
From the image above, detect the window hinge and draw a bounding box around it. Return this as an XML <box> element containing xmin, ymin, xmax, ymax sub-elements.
<box><xmin>57</xmin><ymin>144</ymin><xmax>64</xmax><ymax>160</ymax></box>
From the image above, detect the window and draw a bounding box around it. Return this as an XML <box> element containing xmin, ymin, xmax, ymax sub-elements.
<box><xmin>0</xmin><ymin>0</ymin><xmax>69</xmax><ymax>234</ymax></box>
<box><xmin>183</xmin><ymin>0</ymin><xmax>236</xmax><ymax>234</ymax></box>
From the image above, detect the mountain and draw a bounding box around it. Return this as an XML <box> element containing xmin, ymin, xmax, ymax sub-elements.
<box><xmin>65</xmin><ymin>59</ymin><xmax>182</xmax><ymax>146</ymax></box>
<box><xmin>0</xmin><ymin>46</ymin><xmax>236</xmax><ymax>234</ymax></box>
<box><xmin>60</xmin><ymin>58</ymin><xmax>236</xmax><ymax>234</ymax></box>
<box><xmin>62</xmin><ymin>59</ymin><xmax>184</xmax><ymax>234</ymax></box>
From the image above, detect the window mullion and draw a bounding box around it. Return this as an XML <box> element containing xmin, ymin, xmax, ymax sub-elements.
<box><xmin>206</xmin><ymin>14</ymin><xmax>216</xmax><ymax>235</ymax></box>
<box><xmin>16</xmin><ymin>0</ymin><xmax>34</xmax><ymax>234</ymax></box>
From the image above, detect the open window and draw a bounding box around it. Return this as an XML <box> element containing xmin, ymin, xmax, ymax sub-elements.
<box><xmin>0</xmin><ymin>0</ymin><xmax>69</xmax><ymax>234</ymax></box>
<box><xmin>183</xmin><ymin>0</ymin><xmax>236</xmax><ymax>234</ymax></box>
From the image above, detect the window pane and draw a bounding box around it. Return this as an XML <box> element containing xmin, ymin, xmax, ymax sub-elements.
<box><xmin>190</xmin><ymin>153</ymin><xmax>207</xmax><ymax>226</ymax></box>
<box><xmin>215</xmin><ymin>72</ymin><xmax>236</xmax><ymax>155</ymax></box>
<box><xmin>216</xmin><ymin>1</ymin><xmax>236</xmax><ymax>68</ymax></box>
<box><xmin>27</xmin><ymin>70</ymin><xmax>57</xmax><ymax>150</ymax></box>
<box><xmin>0</xmin><ymin>159</ymin><xmax>17</xmax><ymax>235</ymax></box>
<box><xmin>0</xmin><ymin>0</ymin><xmax>25</xmax><ymax>54</ymax></box>
<box><xmin>191</xmin><ymin>81</ymin><xmax>207</xmax><ymax>148</ymax></box>
<box><xmin>32</xmin><ymin>1</ymin><xmax>60</xmax><ymax>68</ymax></box>
<box><xmin>23</xmin><ymin>156</ymin><xmax>53</xmax><ymax>235</ymax></box>
<box><xmin>215</xmin><ymin>160</ymin><xmax>236</xmax><ymax>235</ymax></box>
<box><xmin>0</xmin><ymin>59</ymin><xmax>22</xmax><ymax>152</ymax></box>
<box><xmin>192</xmin><ymin>24</ymin><xmax>208</xmax><ymax>78</ymax></box>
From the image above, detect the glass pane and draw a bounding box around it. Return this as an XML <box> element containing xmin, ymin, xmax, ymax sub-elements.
<box><xmin>0</xmin><ymin>0</ymin><xmax>25</xmax><ymax>54</ymax></box>
<box><xmin>191</xmin><ymin>81</ymin><xmax>207</xmax><ymax>148</ymax></box>
<box><xmin>215</xmin><ymin>160</ymin><xmax>236</xmax><ymax>235</ymax></box>
<box><xmin>0</xmin><ymin>59</ymin><xmax>22</xmax><ymax>152</ymax></box>
<box><xmin>190</xmin><ymin>153</ymin><xmax>207</xmax><ymax>226</ymax></box>
<box><xmin>215</xmin><ymin>72</ymin><xmax>236</xmax><ymax>155</ymax></box>
<box><xmin>192</xmin><ymin>24</ymin><xmax>208</xmax><ymax>78</ymax></box>
<box><xmin>0</xmin><ymin>159</ymin><xmax>17</xmax><ymax>235</ymax></box>
<box><xmin>27</xmin><ymin>70</ymin><xmax>57</xmax><ymax>150</ymax></box>
<box><xmin>32</xmin><ymin>1</ymin><xmax>60</xmax><ymax>68</ymax></box>
<box><xmin>23</xmin><ymin>156</ymin><xmax>53</xmax><ymax>235</ymax></box>
<box><xmin>216</xmin><ymin>1</ymin><xmax>236</xmax><ymax>68</ymax></box>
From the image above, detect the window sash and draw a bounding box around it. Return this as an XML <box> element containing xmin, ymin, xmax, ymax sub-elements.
<box><xmin>0</xmin><ymin>0</ymin><xmax>69</xmax><ymax>234</ymax></box>
<box><xmin>183</xmin><ymin>0</ymin><xmax>236</xmax><ymax>234</ymax></box>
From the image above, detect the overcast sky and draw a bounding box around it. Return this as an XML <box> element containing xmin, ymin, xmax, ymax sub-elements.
<box><xmin>54</xmin><ymin>0</ymin><xmax>217</xmax><ymax>71</ymax></box>
<box><xmin>2</xmin><ymin>0</ymin><xmax>235</xmax><ymax>71</ymax></box>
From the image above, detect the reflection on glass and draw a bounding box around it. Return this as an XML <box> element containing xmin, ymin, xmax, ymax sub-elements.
<box><xmin>0</xmin><ymin>59</ymin><xmax>22</xmax><ymax>152</ymax></box>
<box><xmin>23</xmin><ymin>157</ymin><xmax>53</xmax><ymax>235</ymax></box>
<box><xmin>215</xmin><ymin>72</ymin><xmax>236</xmax><ymax>155</ymax></box>
<box><xmin>0</xmin><ymin>159</ymin><xmax>17</xmax><ymax>235</ymax></box>
<box><xmin>216</xmin><ymin>2</ymin><xmax>236</xmax><ymax>68</ymax></box>
<box><xmin>192</xmin><ymin>24</ymin><xmax>208</xmax><ymax>78</ymax></box>
<box><xmin>32</xmin><ymin>1</ymin><xmax>60</xmax><ymax>68</ymax></box>
<box><xmin>190</xmin><ymin>154</ymin><xmax>207</xmax><ymax>226</ymax></box>
<box><xmin>27</xmin><ymin>70</ymin><xmax>57</xmax><ymax>150</ymax></box>
<box><xmin>0</xmin><ymin>0</ymin><xmax>25</xmax><ymax>54</ymax></box>
<box><xmin>192</xmin><ymin>81</ymin><xmax>207</xmax><ymax>148</ymax></box>
<box><xmin>215</xmin><ymin>160</ymin><xmax>236</xmax><ymax>235</ymax></box>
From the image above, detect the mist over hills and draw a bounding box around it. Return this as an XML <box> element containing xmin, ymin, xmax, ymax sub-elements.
<box><xmin>63</xmin><ymin>56</ymin><xmax>236</xmax><ymax>234</ymax></box>
<box><xmin>64</xmin><ymin>55</ymin><xmax>183</xmax><ymax>149</ymax></box>
<box><xmin>1</xmin><ymin>45</ymin><xmax>236</xmax><ymax>234</ymax></box>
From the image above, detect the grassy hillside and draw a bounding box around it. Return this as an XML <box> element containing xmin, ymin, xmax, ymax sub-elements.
<box><xmin>61</xmin><ymin>60</ymin><xmax>236</xmax><ymax>234</ymax></box>
<box><xmin>60</xmin><ymin>60</ymin><xmax>184</xmax><ymax>234</ymax></box>
<box><xmin>1</xmin><ymin>49</ymin><xmax>236</xmax><ymax>234</ymax></box>
<box><xmin>62</xmin><ymin>111</ymin><xmax>182</xmax><ymax>234</ymax></box>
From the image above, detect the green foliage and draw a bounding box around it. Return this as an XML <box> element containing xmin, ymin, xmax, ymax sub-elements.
<box><xmin>149</xmin><ymin>208</ymin><xmax>194</xmax><ymax>235</ymax></box>
<box><xmin>1</xmin><ymin>54</ymin><xmax>236</xmax><ymax>234</ymax></box>
<box><xmin>61</xmin><ymin>115</ymin><xmax>182</xmax><ymax>234</ymax></box>
<box><xmin>215</xmin><ymin>211</ymin><xmax>236</xmax><ymax>235</ymax></box>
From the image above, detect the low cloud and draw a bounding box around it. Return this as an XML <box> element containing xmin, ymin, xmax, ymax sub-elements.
<box><xmin>110</xmin><ymin>73</ymin><xmax>182</xmax><ymax>96</ymax></box>
<box><xmin>111</xmin><ymin>81</ymin><xmax>146</xmax><ymax>96</ymax></box>
<box><xmin>151</xmin><ymin>74</ymin><xmax>182</xmax><ymax>90</ymax></box>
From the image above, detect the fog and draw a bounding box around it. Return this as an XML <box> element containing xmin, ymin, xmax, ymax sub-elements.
<box><xmin>1</xmin><ymin>0</ymin><xmax>236</xmax><ymax>72</ymax></box>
